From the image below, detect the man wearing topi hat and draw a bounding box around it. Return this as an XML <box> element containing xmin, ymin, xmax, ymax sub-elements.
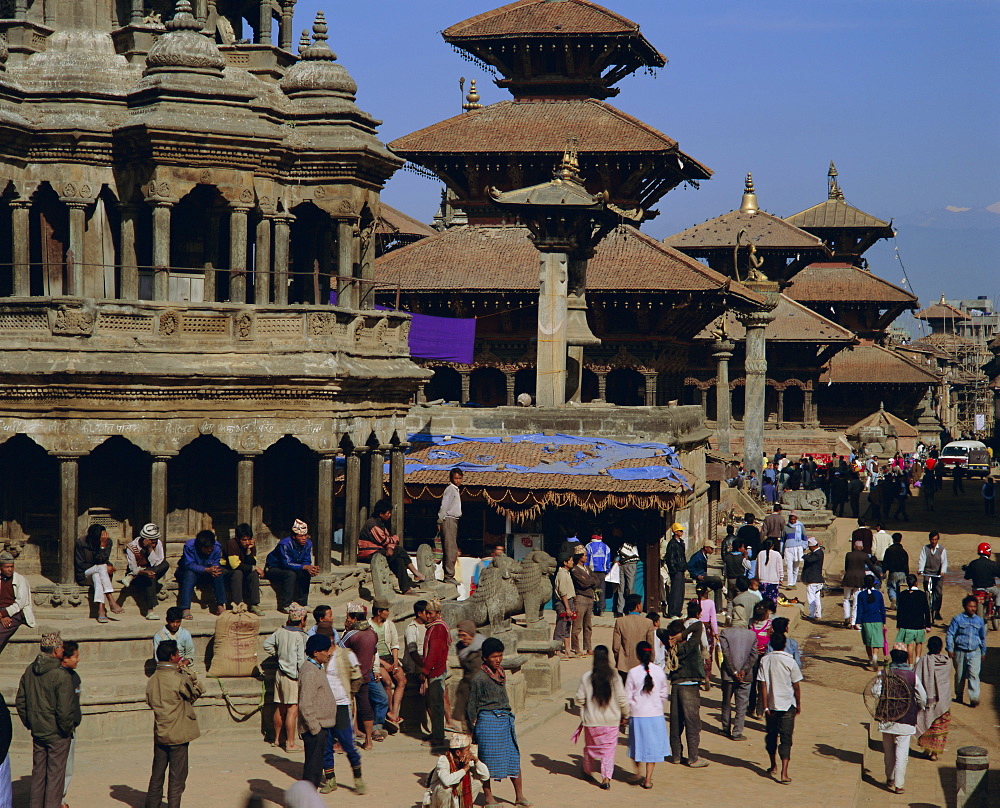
<box><xmin>124</xmin><ymin>524</ymin><xmax>169</xmax><ymax>622</ymax></box>
<box><xmin>0</xmin><ymin>549</ymin><xmax>34</xmax><ymax>655</ymax></box>
<box><xmin>425</xmin><ymin>732</ymin><xmax>490</xmax><ymax>808</ymax></box>
<box><xmin>266</xmin><ymin>519</ymin><xmax>319</xmax><ymax>612</ymax></box>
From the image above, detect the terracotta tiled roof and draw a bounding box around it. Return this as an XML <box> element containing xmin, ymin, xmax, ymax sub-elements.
<box><xmin>783</xmin><ymin>263</ymin><xmax>917</xmax><ymax>305</ymax></box>
<box><xmin>785</xmin><ymin>198</ymin><xmax>893</xmax><ymax>232</ymax></box>
<box><xmin>696</xmin><ymin>294</ymin><xmax>856</xmax><ymax>344</ymax></box>
<box><xmin>390</xmin><ymin>100</ymin><xmax>708</xmax><ymax>172</ymax></box>
<box><xmin>820</xmin><ymin>343</ymin><xmax>939</xmax><ymax>385</ymax></box>
<box><xmin>377</xmin><ymin>204</ymin><xmax>436</xmax><ymax>238</ymax></box>
<box><xmin>375</xmin><ymin>223</ymin><xmax>764</xmax><ymax>302</ymax></box>
<box><xmin>444</xmin><ymin>0</ymin><xmax>647</xmax><ymax>39</ymax></box>
<box><xmin>914</xmin><ymin>302</ymin><xmax>971</xmax><ymax>321</ymax></box>
<box><xmin>911</xmin><ymin>333</ymin><xmax>977</xmax><ymax>359</ymax></box>
<box><xmin>664</xmin><ymin>210</ymin><xmax>827</xmax><ymax>252</ymax></box>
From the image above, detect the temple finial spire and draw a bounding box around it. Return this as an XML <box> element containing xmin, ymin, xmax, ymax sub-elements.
<box><xmin>553</xmin><ymin>136</ymin><xmax>581</xmax><ymax>182</ymax></box>
<box><xmin>462</xmin><ymin>79</ymin><xmax>482</xmax><ymax>111</ymax></box>
<box><xmin>828</xmin><ymin>160</ymin><xmax>844</xmax><ymax>200</ymax></box>
<box><xmin>740</xmin><ymin>172</ymin><xmax>758</xmax><ymax>214</ymax></box>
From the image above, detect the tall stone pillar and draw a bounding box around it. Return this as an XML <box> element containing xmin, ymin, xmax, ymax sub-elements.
<box><xmin>535</xmin><ymin>251</ymin><xmax>569</xmax><ymax>407</ymax></box>
<box><xmin>343</xmin><ymin>449</ymin><xmax>361</xmax><ymax>565</ymax></box>
<box><xmin>229</xmin><ymin>205</ymin><xmax>250</xmax><ymax>303</ymax></box>
<box><xmin>776</xmin><ymin>388</ymin><xmax>785</xmax><ymax>429</ymax></box>
<box><xmin>505</xmin><ymin>373</ymin><xmax>515</xmax><ymax>406</ymax></box>
<box><xmin>254</xmin><ymin>217</ymin><xmax>272</xmax><ymax>304</ymax></box>
<box><xmin>150</xmin><ymin>201</ymin><xmax>174</xmax><ymax>301</ymax></box>
<box><xmin>10</xmin><ymin>200</ymin><xmax>30</xmax><ymax>297</ymax></box>
<box><xmin>66</xmin><ymin>202</ymin><xmax>87</xmax><ymax>296</ymax></box>
<box><xmin>14</xmin><ymin>0</ymin><xmax>27</xmax><ymax>21</ymax></box>
<box><xmin>119</xmin><ymin>203</ymin><xmax>139</xmax><ymax>300</ymax></box>
<box><xmin>56</xmin><ymin>454</ymin><xmax>82</xmax><ymax>585</ymax></box>
<box><xmin>151</xmin><ymin>456</ymin><xmax>172</xmax><ymax>544</ymax></box>
<box><xmin>390</xmin><ymin>444</ymin><xmax>407</xmax><ymax>538</ymax></box>
<box><xmin>803</xmin><ymin>387</ymin><xmax>815</xmax><ymax>428</ymax></box>
<box><xmin>597</xmin><ymin>372</ymin><xmax>607</xmax><ymax>401</ymax></box>
<box><xmin>272</xmin><ymin>214</ymin><xmax>292</xmax><ymax>305</ymax></box>
<box><xmin>459</xmin><ymin>371</ymin><xmax>471</xmax><ymax>405</ymax></box>
<box><xmin>130</xmin><ymin>0</ymin><xmax>144</xmax><ymax>24</ymax></box>
<box><xmin>279</xmin><ymin>0</ymin><xmax>295</xmax><ymax>49</ymax></box>
<box><xmin>700</xmin><ymin>387</ymin><xmax>708</xmax><ymax>415</ymax></box>
<box><xmin>316</xmin><ymin>453</ymin><xmax>336</xmax><ymax>572</ymax></box>
<box><xmin>712</xmin><ymin>337</ymin><xmax>734</xmax><ymax>454</ymax></box>
<box><xmin>369</xmin><ymin>446</ymin><xmax>386</xmax><ymax>509</ymax></box>
<box><xmin>336</xmin><ymin>220</ymin><xmax>355</xmax><ymax>309</ymax></box>
<box><xmin>237</xmin><ymin>455</ymin><xmax>256</xmax><ymax>526</ymax></box>
<box><xmin>739</xmin><ymin>309</ymin><xmax>776</xmax><ymax>477</ymax></box>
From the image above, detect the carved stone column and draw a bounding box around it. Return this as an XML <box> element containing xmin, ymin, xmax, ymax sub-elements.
<box><xmin>131</xmin><ymin>0</ymin><xmax>144</xmax><ymax>24</ymax></box>
<box><xmin>316</xmin><ymin>452</ymin><xmax>336</xmax><ymax>573</ymax></box>
<box><xmin>390</xmin><ymin>444</ymin><xmax>407</xmax><ymax>538</ymax></box>
<box><xmin>279</xmin><ymin>0</ymin><xmax>295</xmax><ymax>49</ymax></box>
<box><xmin>14</xmin><ymin>0</ymin><xmax>27</xmax><ymax>21</ymax></box>
<box><xmin>712</xmin><ymin>338</ymin><xmax>735</xmax><ymax>454</ymax></box>
<box><xmin>55</xmin><ymin>454</ymin><xmax>84</xmax><ymax>585</ymax></box>
<box><xmin>459</xmin><ymin>371</ymin><xmax>471</xmax><ymax>405</ymax></box>
<box><xmin>119</xmin><ymin>203</ymin><xmax>139</xmax><ymax>300</ymax></box>
<box><xmin>416</xmin><ymin>383</ymin><xmax>426</xmax><ymax>405</ymax></box>
<box><xmin>150</xmin><ymin>201</ymin><xmax>174</xmax><ymax>301</ymax></box>
<box><xmin>237</xmin><ymin>455</ymin><xmax>256</xmax><ymax>526</ymax></box>
<box><xmin>505</xmin><ymin>372</ymin><xmax>515</xmax><ymax>406</ymax></box>
<box><xmin>336</xmin><ymin>220</ymin><xmax>355</xmax><ymax>309</ymax></box>
<box><xmin>203</xmin><ymin>212</ymin><xmax>220</xmax><ymax>303</ymax></box>
<box><xmin>272</xmin><ymin>214</ymin><xmax>292</xmax><ymax>306</ymax></box>
<box><xmin>258</xmin><ymin>0</ymin><xmax>272</xmax><ymax>44</ymax></box>
<box><xmin>228</xmin><ymin>205</ymin><xmax>250</xmax><ymax>303</ymax></box>
<box><xmin>151</xmin><ymin>455</ymin><xmax>173</xmax><ymax>545</ymax></box>
<box><xmin>776</xmin><ymin>387</ymin><xmax>785</xmax><ymax>429</ymax></box>
<box><xmin>597</xmin><ymin>371</ymin><xmax>607</xmax><ymax>401</ymax></box>
<box><xmin>254</xmin><ymin>217</ymin><xmax>272</xmax><ymax>304</ymax></box>
<box><xmin>643</xmin><ymin>372</ymin><xmax>657</xmax><ymax>407</ymax></box>
<box><xmin>738</xmin><ymin>309</ymin><xmax>776</xmax><ymax>477</ymax></box>
<box><xmin>343</xmin><ymin>448</ymin><xmax>362</xmax><ymax>565</ymax></box>
<box><xmin>700</xmin><ymin>387</ymin><xmax>708</xmax><ymax>416</ymax></box>
<box><xmin>65</xmin><ymin>202</ymin><xmax>87</xmax><ymax>296</ymax></box>
<box><xmin>370</xmin><ymin>446</ymin><xmax>387</xmax><ymax>509</ymax></box>
<box><xmin>803</xmin><ymin>387</ymin><xmax>815</xmax><ymax>428</ymax></box>
<box><xmin>10</xmin><ymin>200</ymin><xmax>30</xmax><ymax>296</ymax></box>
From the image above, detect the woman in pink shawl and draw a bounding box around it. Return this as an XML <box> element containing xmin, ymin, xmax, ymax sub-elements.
<box><xmin>914</xmin><ymin>635</ymin><xmax>953</xmax><ymax>760</ymax></box>
<box><xmin>573</xmin><ymin>645</ymin><xmax>628</xmax><ymax>789</ymax></box>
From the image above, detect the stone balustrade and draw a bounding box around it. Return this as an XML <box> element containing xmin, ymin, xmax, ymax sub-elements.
<box><xmin>0</xmin><ymin>297</ymin><xmax>412</xmax><ymax>357</ymax></box>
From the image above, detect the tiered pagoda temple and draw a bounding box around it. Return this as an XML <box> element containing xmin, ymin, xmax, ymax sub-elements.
<box><xmin>0</xmin><ymin>0</ymin><xmax>426</xmax><ymax>590</ymax></box>
<box><xmin>377</xmin><ymin>0</ymin><xmax>764</xmax><ymax>407</ymax></box>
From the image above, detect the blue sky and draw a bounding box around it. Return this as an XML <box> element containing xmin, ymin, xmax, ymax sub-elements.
<box><xmin>291</xmin><ymin>0</ymin><xmax>999</xmax><ymax>311</ymax></box>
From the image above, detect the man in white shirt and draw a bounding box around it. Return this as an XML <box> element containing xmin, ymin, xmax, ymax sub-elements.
<box><xmin>917</xmin><ymin>531</ymin><xmax>948</xmax><ymax>622</ymax></box>
<box><xmin>872</xmin><ymin>524</ymin><xmax>892</xmax><ymax>563</ymax></box>
<box><xmin>757</xmin><ymin>633</ymin><xmax>803</xmax><ymax>784</ymax></box>
<box><xmin>437</xmin><ymin>468</ymin><xmax>463</xmax><ymax>585</ymax></box>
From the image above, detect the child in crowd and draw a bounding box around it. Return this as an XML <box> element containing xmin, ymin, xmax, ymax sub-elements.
<box><xmin>152</xmin><ymin>606</ymin><xmax>195</xmax><ymax>668</ymax></box>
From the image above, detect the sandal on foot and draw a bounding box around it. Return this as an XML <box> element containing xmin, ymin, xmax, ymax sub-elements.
<box><xmin>96</xmin><ymin>615</ymin><xmax>109</xmax><ymax>623</ymax></box>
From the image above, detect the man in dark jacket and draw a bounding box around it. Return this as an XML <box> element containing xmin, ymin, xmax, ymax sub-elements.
<box><xmin>882</xmin><ymin>533</ymin><xmax>910</xmax><ymax>607</ymax></box>
<box><xmin>802</xmin><ymin>538</ymin><xmax>826</xmax><ymax>620</ymax></box>
<box><xmin>666</xmin><ymin>619</ymin><xmax>708</xmax><ymax>767</ymax></box>
<box><xmin>664</xmin><ymin>525</ymin><xmax>688</xmax><ymax>619</ymax></box>
<box><xmin>356</xmin><ymin>499</ymin><xmax>422</xmax><ymax>595</ymax></box>
<box><xmin>16</xmin><ymin>632</ymin><xmax>81</xmax><ymax>808</ymax></box>
<box><xmin>719</xmin><ymin>624</ymin><xmax>759</xmax><ymax>740</ymax></box>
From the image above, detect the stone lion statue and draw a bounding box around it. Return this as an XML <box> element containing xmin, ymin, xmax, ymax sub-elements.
<box><xmin>515</xmin><ymin>550</ymin><xmax>556</xmax><ymax>625</ymax></box>
<box><xmin>459</xmin><ymin>555</ymin><xmax>520</xmax><ymax>631</ymax></box>
<box><xmin>368</xmin><ymin>553</ymin><xmax>395</xmax><ymax>601</ymax></box>
<box><xmin>779</xmin><ymin>488</ymin><xmax>828</xmax><ymax>512</ymax></box>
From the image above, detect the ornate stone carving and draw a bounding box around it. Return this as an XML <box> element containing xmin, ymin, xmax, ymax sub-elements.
<box><xmin>780</xmin><ymin>488</ymin><xmax>828</xmax><ymax>512</ymax></box>
<box><xmin>239</xmin><ymin>187</ymin><xmax>254</xmax><ymax>204</ymax></box>
<box><xmin>159</xmin><ymin>310</ymin><xmax>180</xmax><ymax>336</ymax></box>
<box><xmin>369</xmin><ymin>552</ymin><xmax>395</xmax><ymax>601</ymax></box>
<box><xmin>515</xmin><ymin>550</ymin><xmax>556</xmax><ymax>624</ymax></box>
<box><xmin>459</xmin><ymin>555</ymin><xmax>520</xmax><ymax>631</ymax></box>
<box><xmin>308</xmin><ymin>312</ymin><xmax>335</xmax><ymax>336</ymax></box>
<box><xmin>80</xmin><ymin>185</ymin><xmax>93</xmax><ymax>199</ymax></box>
<box><xmin>235</xmin><ymin>312</ymin><xmax>253</xmax><ymax>340</ymax></box>
<box><xmin>52</xmin><ymin>306</ymin><xmax>95</xmax><ymax>336</ymax></box>
<box><xmin>200</xmin><ymin>170</ymin><xmax>212</xmax><ymax>184</ymax></box>
<box><xmin>339</xmin><ymin>200</ymin><xmax>354</xmax><ymax>215</ymax></box>
<box><xmin>313</xmin><ymin>186</ymin><xmax>327</xmax><ymax>199</ymax></box>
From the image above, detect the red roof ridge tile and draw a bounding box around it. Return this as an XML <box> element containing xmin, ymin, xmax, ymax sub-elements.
<box><xmin>444</xmin><ymin>0</ymin><xmax>642</xmax><ymax>38</ymax></box>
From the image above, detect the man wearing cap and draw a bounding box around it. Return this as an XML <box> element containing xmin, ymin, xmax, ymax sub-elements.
<box><xmin>266</xmin><ymin>519</ymin><xmax>319</xmax><ymax>612</ymax></box>
<box><xmin>16</xmin><ymin>631</ymin><xmax>81</xmax><ymax>808</ymax></box>
<box><xmin>664</xmin><ymin>523</ymin><xmax>688</xmax><ymax>619</ymax></box>
<box><xmin>263</xmin><ymin>603</ymin><xmax>308</xmax><ymax>752</ymax></box>
<box><xmin>125</xmin><ymin>524</ymin><xmax>169</xmax><ymax>622</ymax></box>
<box><xmin>426</xmin><ymin>732</ymin><xmax>490</xmax><ymax>808</ymax></box>
<box><xmin>802</xmin><ymin>537</ymin><xmax>826</xmax><ymax>620</ymax></box>
<box><xmin>339</xmin><ymin>604</ymin><xmax>379</xmax><ymax>749</ymax></box>
<box><xmin>586</xmin><ymin>533</ymin><xmax>612</xmax><ymax>616</ymax></box>
<box><xmin>0</xmin><ymin>549</ymin><xmax>34</xmax><ymax>654</ymax></box>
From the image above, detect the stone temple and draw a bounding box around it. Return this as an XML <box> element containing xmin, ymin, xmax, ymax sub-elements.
<box><xmin>0</xmin><ymin>0</ymin><xmax>427</xmax><ymax>598</ymax></box>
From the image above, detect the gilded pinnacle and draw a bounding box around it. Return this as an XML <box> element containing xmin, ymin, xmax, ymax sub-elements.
<box><xmin>740</xmin><ymin>172</ymin><xmax>759</xmax><ymax>214</ymax></box>
<box><xmin>167</xmin><ymin>0</ymin><xmax>200</xmax><ymax>31</ymax></box>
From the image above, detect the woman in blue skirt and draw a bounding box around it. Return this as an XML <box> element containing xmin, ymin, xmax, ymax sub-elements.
<box><xmin>625</xmin><ymin>640</ymin><xmax>670</xmax><ymax>789</ymax></box>
<box><xmin>467</xmin><ymin>637</ymin><xmax>531</xmax><ymax>807</ymax></box>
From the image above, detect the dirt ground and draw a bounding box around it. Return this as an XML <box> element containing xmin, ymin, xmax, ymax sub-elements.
<box><xmin>9</xmin><ymin>486</ymin><xmax>1000</xmax><ymax>807</ymax></box>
